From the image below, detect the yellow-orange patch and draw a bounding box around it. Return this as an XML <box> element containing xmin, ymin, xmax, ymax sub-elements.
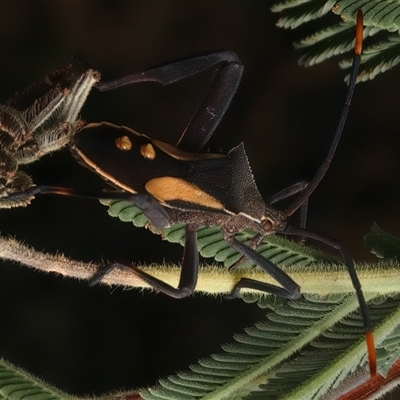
<box><xmin>145</xmin><ymin>177</ymin><xmax>223</xmax><ymax>209</ymax></box>
<box><xmin>115</xmin><ymin>135</ymin><xmax>132</xmax><ymax>151</ymax></box>
<box><xmin>140</xmin><ymin>143</ymin><xmax>156</xmax><ymax>159</ymax></box>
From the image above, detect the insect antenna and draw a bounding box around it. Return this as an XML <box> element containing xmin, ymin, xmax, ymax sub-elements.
<box><xmin>284</xmin><ymin>11</ymin><xmax>377</xmax><ymax>377</ymax></box>
<box><xmin>284</xmin><ymin>10</ymin><xmax>363</xmax><ymax>218</ymax></box>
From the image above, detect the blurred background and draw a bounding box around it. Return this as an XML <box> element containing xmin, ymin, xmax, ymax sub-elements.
<box><xmin>0</xmin><ymin>1</ymin><xmax>398</xmax><ymax>397</ymax></box>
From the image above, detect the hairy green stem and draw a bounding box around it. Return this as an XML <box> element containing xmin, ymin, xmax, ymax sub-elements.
<box><xmin>0</xmin><ymin>235</ymin><xmax>397</xmax><ymax>296</ymax></box>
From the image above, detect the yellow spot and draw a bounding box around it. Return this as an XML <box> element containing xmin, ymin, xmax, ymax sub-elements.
<box><xmin>145</xmin><ymin>177</ymin><xmax>224</xmax><ymax>209</ymax></box>
<box><xmin>140</xmin><ymin>143</ymin><xmax>156</xmax><ymax>160</ymax></box>
<box><xmin>115</xmin><ymin>136</ymin><xmax>132</xmax><ymax>151</ymax></box>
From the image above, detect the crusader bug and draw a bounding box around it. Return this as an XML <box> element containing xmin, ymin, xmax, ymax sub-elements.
<box><xmin>6</xmin><ymin>12</ymin><xmax>376</xmax><ymax>375</ymax></box>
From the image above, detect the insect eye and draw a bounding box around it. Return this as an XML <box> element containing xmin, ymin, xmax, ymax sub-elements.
<box><xmin>115</xmin><ymin>135</ymin><xmax>132</xmax><ymax>151</ymax></box>
<box><xmin>261</xmin><ymin>218</ymin><xmax>274</xmax><ymax>232</ymax></box>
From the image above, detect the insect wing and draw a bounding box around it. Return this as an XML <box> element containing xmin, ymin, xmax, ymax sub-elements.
<box><xmin>72</xmin><ymin>122</ymin><xmax>264</xmax><ymax>217</ymax></box>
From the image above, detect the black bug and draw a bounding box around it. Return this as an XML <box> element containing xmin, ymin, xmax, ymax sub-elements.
<box><xmin>5</xmin><ymin>12</ymin><xmax>375</xmax><ymax>375</ymax></box>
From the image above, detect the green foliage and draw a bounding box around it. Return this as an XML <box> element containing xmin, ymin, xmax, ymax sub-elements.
<box><xmin>89</xmin><ymin>200</ymin><xmax>399</xmax><ymax>399</ymax></box>
<box><xmin>129</xmin><ymin>293</ymin><xmax>400</xmax><ymax>399</ymax></box>
<box><xmin>365</xmin><ymin>222</ymin><xmax>400</xmax><ymax>259</ymax></box>
<box><xmin>0</xmin><ymin>358</ymin><xmax>69</xmax><ymax>400</ymax></box>
<box><xmin>3</xmin><ymin>201</ymin><xmax>400</xmax><ymax>398</ymax></box>
<box><xmin>2</xmin><ymin>290</ymin><xmax>400</xmax><ymax>399</ymax></box>
<box><xmin>101</xmin><ymin>199</ymin><xmax>331</xmax><ymax>270</ymax></box>
<box><xmin>272</xmin><ymin>0</ymin><xmax>400</xmax><ymax>81</ymax></box>
<box><xmin>2</xmin><ymin>3</ymin><xmax>400</xmax><ymax>399</ymax></box>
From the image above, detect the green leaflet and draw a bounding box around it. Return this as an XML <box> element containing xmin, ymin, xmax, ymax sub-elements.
<box><xmin>271</xmin><ymin>0</ymin><xmax>400</xmax><ymax>81</ymax></box>
<box><xmin>100</xmin><ymin>199</ymin><xmax>332</xmax><ymax>270</ymax></box>
<box><xmin>0</xmin><ymin>358</ymin><xmax>68</xmax><ymax>400</ymax></box>
<box><xmin>271</xmin><ymin>0</ymin><xmax>335</xmax><ymax>29</ymax></box>
<box><xmin>294</xmin><ymin>23</ymin><xmax>353</xmax><ymax>66</ymax></box>
<box><xmin>365</xmin><ymin>222</ymin><xmax>400</xmax><ymax>259</ymax></box>
<box><xmin>334</xmin><ymin>0</ymin><xmax>400</xmax><ymax>31</ymax></box>
<box><xmin>2</xmin><ymin>291</ymin><xmax>400</xmax><ymax>399</ymax></box>
<box><xmin>139</xmin><ymin>293</ymin><xmax>400</xmax><ymax>400</ymax></box>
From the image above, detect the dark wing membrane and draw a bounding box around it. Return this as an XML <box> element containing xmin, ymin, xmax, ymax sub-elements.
<box><xmin>72</xmin><ymin>123</ymin><xmax>265</xmax><ymax>219</ymax></box>
<box><xmin>164</xmin><ymin>144</ymin><xmax>265</xmax><ymax>220</ymax></box>
<box><xmin>72</xmin><ymin>122</ymin><xmax>189</xmax><ymax>193</ymax></box>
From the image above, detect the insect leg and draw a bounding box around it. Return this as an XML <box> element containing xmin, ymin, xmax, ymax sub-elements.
<box><xmin>268</xmin><ymin>180</ymin><xmax>309</xmax><ymax>229</ymax></box>
<box><xmin>230</xmin><ymin>180</ymin><xmax>310</xmax><ymax>270</ymax></box>
<box><xmin>284</xmin><ymin>224</ymin><xmax>376</xmax><ymax>376</ymax></box>
<box><xmin>223</xmin><ymin>230</ymin><xmax>301</xmax><ymax>300</ymax></box>
<box><xmin>92</xmin><ymin>224</ymin><xmax>199</xmax><ymax>298</ymax></box>
<box><xmin>283</xmin><ymin>10</ymin><xmax>363</xmax><ymax>217</ymax></box>
<box><xmin>176</xmin><ymin>53</ymin><xmax>243</xmax><ymax>151</ymax></box>
<box><xmin>97</xmin><ymin>52</ymin><xmax>243</xmax><ymax>151</ymax></box>
<box><xmin>2</xmin><ymin>185</ymin><xmax>170</xmax><ymax>229</ymax></box>
<box><xmin>268</xmin><ymin>181</ymin><xmax>308</xmax><ymax>205</ymax></box>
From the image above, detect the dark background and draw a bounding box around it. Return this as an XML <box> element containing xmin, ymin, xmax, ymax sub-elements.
<box><xmin>0</xmin><ymin>1</ymin><xmax>398</xmax><ymax>397</ymax></box>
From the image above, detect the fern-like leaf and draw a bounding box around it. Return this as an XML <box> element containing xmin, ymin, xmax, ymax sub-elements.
<box><xmin>333</xmin><ymin>0</ymin><xmax>400</xmax><ymax>32</ymax></box>
<box><xmin>271</xmin><ymin>0</ymin><xmax>400</xmax><ymax>81</ymax></box>
<box><xmin>138</xmin><ymin>293</ymin><xmax>400</xmax><ymax>400</ymax></box>
<box><xmin>272</xmin><ymin>0</ymin><xmax>335</xmax><ymax>29</ymax></box>
<box><xmin>0</xmin><ymin>358</ymin><xmax>69</xmax><ymax>400</ymax></box>
<box><xmin>365</xmin><ymin>222</ymin><xmax>400</xmax><ymax>259</ymax></box>
<box><xmin>100</xmin><ymin>199</ymin><xmax>332</xmax><ymax>271</ymax></box>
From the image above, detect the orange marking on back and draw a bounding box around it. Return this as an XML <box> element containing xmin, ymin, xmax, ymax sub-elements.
<box><xmin>145</xmin><ymin>177</ymin><xmax>224</xmax><ymax>209</ymax></box>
